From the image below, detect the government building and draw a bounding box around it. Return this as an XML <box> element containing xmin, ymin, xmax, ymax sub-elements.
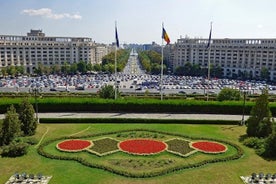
<box><xmin>172</xmin><ymin>37</ymin><xmax>276</xmax><ymax>81</ymax></box>
<box><xmin>0</xmin><ymin>30</ymin><xmax>110</xmax><ymax>73</ymax></box>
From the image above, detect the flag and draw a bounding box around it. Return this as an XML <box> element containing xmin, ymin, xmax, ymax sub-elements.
<box><xmin>115</xmin><ymin>25</ymin><xmax>119</xmax><ymax>48</ymax></box>
<box><xmin>206</xmin><ymin>23</ymin><xmax>212</xmax><ymax>49</ymax></box>
<box><xmin>162</xmin><ymin>27</ymin><xmax>170</xmax><ymax>45</ymax></box>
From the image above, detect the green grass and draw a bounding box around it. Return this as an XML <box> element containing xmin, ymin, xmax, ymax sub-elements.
<box><xmin>0</xmin><ymin>123</ymin><xmax>275</xmax><ymax>184</ymax></box>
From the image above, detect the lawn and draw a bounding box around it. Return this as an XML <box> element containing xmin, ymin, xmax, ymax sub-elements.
<box><xmin>1</xmin><ymin>123</ymin><xmax>275</xmax><ymax>184</ymax></box>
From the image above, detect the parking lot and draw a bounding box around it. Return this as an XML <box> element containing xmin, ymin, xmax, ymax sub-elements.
<box><xmin>0</xmin><ymin>49</ymin><xmax>275</xmax><ymax>95</ymax></box>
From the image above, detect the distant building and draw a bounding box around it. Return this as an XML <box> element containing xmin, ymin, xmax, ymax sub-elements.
<box><xmin>0</xmin><ymin>30</ymin><xmax>110</xmax><ymax>73</ymax></box>
<box><xmin>172</xmin><ymin>37</ymin><xmax>276</xmax><ymax>80</ymax></box>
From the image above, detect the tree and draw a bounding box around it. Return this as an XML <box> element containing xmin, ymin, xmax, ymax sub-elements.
<box><xmin>246</xmin><ymin>88</ymin><xmax>274</xmax><ymax>138</ymax></box>
<box><xmin>264</xmin><ymin>126</ymin><xmax>276</xmax><ymax>157</ymax></box>
<box><xmin>1</xmin><ymin>105</ymin><xmax>22</xmax><ymax>146</ymax></box>
<box><xmin>217</xmin><ymin>88</ymin><xmax>241</xmax><ymax>101</ymax></box>
<box><xmin>93</xmin><ymin>64</ymin><xmax>102</xmax><ymax>71</ymax></box>
<box><xmin>18</xmin><ymin>98</ymin><xmax>37</xmax><ymax>136</ymax></box>
<box><xmin>61</xmin><ymin>62</ymin><xmax>71</xmax><ymax>75</ymax></box>
<box><xmin>77</xmin><ymin>61</ymin><xmax>87</xmax><ymax>74</ymax></box>
<box><xmin>99</xmin><ymin>84</ymin><xmax>118</xmax><ymax>99</ymax></box>
<box><xmin>260</xmin><ymin>67</ymin><xmax>270</xmax><ymax>81</ymax></box>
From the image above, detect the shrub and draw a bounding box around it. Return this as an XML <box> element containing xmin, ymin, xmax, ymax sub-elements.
<box><xmin>243</xmin><ymin>137</ymin><xmax>266</xmax><ymax>156</ymax></box>
<box><xmin>243</xmin><ymin>137</ymin><xmax>264</xmax><ymax>149</ymax></box>
<box><xmin>1</xmin><ymin>140</ymin><xmax>28</xmax><ymax>157</ymax></box>
<box><xmin>22</xmin><ymin>137</ymin><xmax>39</xmax><ymax>145</ymax></box>
<box><xmin>217</xmin><ymin>88</ymin><xmax>241</xmax><ymax>101</ymax></box>
<box><xmin>99</xmin><ymin>85</ymin><xmax>118</xmax><ymax>99</ymax></box>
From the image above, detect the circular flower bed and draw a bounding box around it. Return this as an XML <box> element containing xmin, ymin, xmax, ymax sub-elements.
<box><xmin>191</xmin><ymin>141</ymin><xmax>227</xmax><ymax>153</ymax></box>
<box><xmin>57</xmin><ymin>139</ymin><xmax>92</xmax><ymax>152</ymax></box>
<box><xmin>119</xmin><ymin>139</ymin><xmax>167</xmax><ymax>155</ymax></box>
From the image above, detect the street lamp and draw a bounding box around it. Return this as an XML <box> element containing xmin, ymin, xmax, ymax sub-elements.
<box><xmin>29</xmin><ymin>84</ymin><xmax>42</xmax><ymax>123</ymax></box>
<box><xmin>240</xmin><ymin>90</ymin><xmax>247</xmax><ymax>126</ymax></box>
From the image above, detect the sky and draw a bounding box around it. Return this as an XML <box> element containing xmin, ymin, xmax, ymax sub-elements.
<box><xmin>1</xmin><ymin>0</ymin><xmax>276</xmax><ymax>44</ymax></box>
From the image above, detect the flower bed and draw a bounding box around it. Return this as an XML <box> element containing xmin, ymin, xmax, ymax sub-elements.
<box><xmin>56</xmin><ymin>139</ymin><xmax>92</xmax><ymax>152</ymax></box>
<box><xmin>166</xmin><ymin>139</ymin><xmax>197</xmax><ymax>157</ymax></box>
<box><xmin>119</xmin><ymin>139</ymin><xmax>167</xmax><ymax>155</ymax></box>
<box><xmin>88</xmin><ymin>138</ymin><xmax>119</xmax><ymax>156</ymax></box>
<box><xmin>190</xmin><ymin>141</ymin><xmax>227</xmax><ymax>153</ymax></box>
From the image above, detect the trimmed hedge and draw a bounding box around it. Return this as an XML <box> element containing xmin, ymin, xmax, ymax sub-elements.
<box><xmin>0</xmin><ymin>97</ymin><xmax>255</xmax><ymax>115</ymax></box>
<box><xmin>39</xmin><ymin>118</ymin><xmax>240</xmax><ymax>125</ymax></box>
<box><xmin>37</xmin><ymin>129</ymin><xmax>244</xmax><ymax>178</ymax></box>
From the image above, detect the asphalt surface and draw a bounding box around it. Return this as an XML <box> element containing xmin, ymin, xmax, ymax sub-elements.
<box><xmin>0</xmin><ymin>112</ymin><xmax>249</xmax><ymax>121</ymax></box>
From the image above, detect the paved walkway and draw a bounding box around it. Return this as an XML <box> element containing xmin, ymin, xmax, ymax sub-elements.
<box><xmin>0</xmin><ymin>112</ymin><xmax>249</xmax><ymax>121</ymax></box>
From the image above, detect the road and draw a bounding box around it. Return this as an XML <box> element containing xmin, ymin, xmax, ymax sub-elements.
<box><xmin>0</xmin><ymin>112</ymin><xmax>249</xmax><ymax>121</ymax></box>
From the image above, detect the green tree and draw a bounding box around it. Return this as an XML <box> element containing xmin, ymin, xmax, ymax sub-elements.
<box><xmin>18</xmin><ymin>98</ymin><xmax>37</xmax><ymax>136</ymax></box>
<box><xmin>260</xmin><ymin>67</ymin><xmax>270</xmax><ymax>81</ymax></box>
<box><xmin>61</xmin><ymin>62</ymin><xmax>71</xmax><ymax>75</ymax></box>
<box><xmin>99</xmin><ymin>84</ymin><xmax>118</xmax><ymax>99</ymax></box>
<box><xmin>77</xmin><ymin>61</ymin><xmax>87</xmax><ymax>74</ymax></box>
<box><xmin>217</xmin><ymin>88</ymin><xmax>241</xmax><ymax>101</ymax></box>
<box><xmin>15</xmin><ymin>66</ymin><xmax>25</xmax><ymax>76</ymax></box>
<box><xmin>1</xmin><ymin>105</ymin><xmax>22</xmax><ymax>146</ymax></box>
<box><xmin>246</xmin><ymin>89</ymin><xmax>274</xmax><ymax>138</ymax></box>
<box><xmin>7</xmin><ymin>66</ymin><xmax>17</xmax><ymax>77</ymax></box>
<box><xmin>70</xmin><ymin>63</ymin><xmax>78</xmax><ymax>74</ymax></box>
<box><xmin>93</xmin><ymin>64</ymin><xmax>102</xmax><ymax>71</ymax></box>
<box><xmin>264</xmin><ymin>126</ymin><xmax>276</xmax><ymax>157</ymax></box>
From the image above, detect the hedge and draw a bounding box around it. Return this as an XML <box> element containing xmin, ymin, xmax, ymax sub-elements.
<box><xmin>0</xmin><ymin>97</ymin><xmax>256</xmax><ymax>115</ymax></box>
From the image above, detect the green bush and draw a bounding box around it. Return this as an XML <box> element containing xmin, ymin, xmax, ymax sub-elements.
<box><xmin>243</xmin><ymin>137</ymin><xmax>264</xmax><ymax>149</ymax></box>
<box><xmin>243</xmin><ymin>137</ymin><xmax>266</xmax><ymax>156</ymax></box>
<box><xmin>217</xmin><ymin>88</ymin><xmax>241</xmax><ymax>101</ymax></box>
<box><xmin>1</xmin><ymin>141</ymin><xmax>28</xmax><ymax>157</ymax></box>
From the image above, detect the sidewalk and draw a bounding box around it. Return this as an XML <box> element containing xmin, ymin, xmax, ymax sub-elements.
<box><xmin>0</xmin><ymin>112</ymin><xmax>248</xmax><ymax>121</ymax></box>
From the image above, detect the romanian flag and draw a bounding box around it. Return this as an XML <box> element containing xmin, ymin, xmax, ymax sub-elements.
<box><xmin>162</xmin><ymin>27</ymin><xmax>170</xmax><ymax>45</ymax></box>
<box><xmin>115</xmin><ymin>26</ymin><xmax>119</xmax><ymax>48</ymax></box>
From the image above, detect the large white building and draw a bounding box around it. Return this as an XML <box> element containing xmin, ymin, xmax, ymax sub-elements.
<box><xmin>173</xmin><ymin>37</ymin><xmax>276</xmax><ymax>81</ymax></box>
<box><xmin>0</xmin><ymin>30</ymin><xmax>110</xmax><ymax>73</ymax></box>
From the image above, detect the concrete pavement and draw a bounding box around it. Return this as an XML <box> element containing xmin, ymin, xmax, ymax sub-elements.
<box><xmin>0</xmin><ymin>112</ymin><xmax>249</xmax><ymax>121</ymax></box>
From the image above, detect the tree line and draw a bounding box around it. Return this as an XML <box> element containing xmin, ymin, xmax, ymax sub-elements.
<box><xmin>138</xmin><ymin>50</ymin><xmax>166</xmax><ymax>75</ymax></box>
<box><xmin>175</xmin><ymin>63</ymin><xmax>223</xmax><ymax>78</ymax></box>
<box><xmin>0</xmin><ymin>49</ymin><xmax>130</xmax><ymax>77</ymax></box>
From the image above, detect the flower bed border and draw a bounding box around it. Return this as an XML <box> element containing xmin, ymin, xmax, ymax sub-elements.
<box><xmin>118</xmin><ymin>139</ymin><xmax>168</xmax><ymax>156</ymax></box>
<box><xmin>190</xmin><ymin>141</ymin><xmax>228</xmax><ymax>154</ymax></box>
<box><xmin>56</xmin><ymin>139</ymin><xmax>93</xmax><ymax>152</ymax></box>
<box><xmin>38</xmin><ymin>128</ymin><xmax>244</xmax><ymax>178</ymax></box>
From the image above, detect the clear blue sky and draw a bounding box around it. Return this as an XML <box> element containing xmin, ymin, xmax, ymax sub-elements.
<box><xmin>1</xmin><ymin>0</ymin><xmax>276</xmax><ymax>44</ymax></box>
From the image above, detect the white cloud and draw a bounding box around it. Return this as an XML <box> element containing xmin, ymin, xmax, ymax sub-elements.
<box><xmin>257</xmin><ymin>24</ymin><xmax>263</xmax><ymax>29</ymax></box>
<box><xmin>22</xmin><ymin>8</ymin><xmax>82</xmax><ymax>20</ymax></box>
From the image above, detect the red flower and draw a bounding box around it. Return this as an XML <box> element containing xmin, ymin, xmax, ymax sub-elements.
<box><xmin>191</xmin><ymin>141</ymin><xmax>227</xmax><ymax>153</ymax></box>
<box><xmin>57</xmin><ymin>139</ymin><xmax>92</xmax><ymax>152</ymax></box>
<box><xmin>119</xmin><ymin>139</ymin><xmax>167</xmax><ymax>155</ymax></box>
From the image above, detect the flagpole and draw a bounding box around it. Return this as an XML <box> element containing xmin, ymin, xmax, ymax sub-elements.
<box><xmin>207</xmin><ymin>22</ymin><xmax>212</xmax><ymax>101</ymax></box>
<box><xmin>115</xmin><ymin>21</ymin><xmax>118</xmax><ymax>100</ymax></box>
<box><xmin>161</xmin><ymin>23</ymin><xmax>164</xmax><ymax>100</ymax></box>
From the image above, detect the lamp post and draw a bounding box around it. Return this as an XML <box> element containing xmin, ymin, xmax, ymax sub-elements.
<box><xmin>241</xmin><ymin>90</ymin><xmax>247</xmax><ymax>126</ymax></box>
<box><xmin>29</xmin><ymin>85</ymin><xmax>42</xmax><ymax>123</ymax></box>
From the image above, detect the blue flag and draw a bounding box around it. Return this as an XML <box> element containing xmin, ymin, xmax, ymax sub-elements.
<box><xmin>115</xmin><ymin>26</ymin><xmax>119</xmax><ymax>48</ymax></box>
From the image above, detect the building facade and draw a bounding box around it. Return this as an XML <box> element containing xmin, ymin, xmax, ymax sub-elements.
<box><xmin>0</xmin><ymin>30</ymin><xmax>110</xmax><ymax>73</ymax></box>
<box><xmin>173</xmin><ymin>38</ymin><xmax>276</xmax><ymax>81</ymax></box>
